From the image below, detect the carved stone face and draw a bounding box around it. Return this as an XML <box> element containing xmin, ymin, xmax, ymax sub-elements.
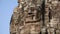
<box><xmin>18</xmin><ymin>0</ymin><xmax>42</xmax><ymax>22</ymax></box>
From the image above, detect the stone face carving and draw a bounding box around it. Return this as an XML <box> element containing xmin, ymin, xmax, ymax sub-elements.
<box><xmin>10</xmin><ymin>0</ymin><xmax>60</xmax><ymax>34</ymax></box>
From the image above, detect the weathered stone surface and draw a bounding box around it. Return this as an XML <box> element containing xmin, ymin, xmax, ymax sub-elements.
<box><xmin>10</xmin><ymin>0</ymin><xmax>60</xmax><ymax>34</ymax></box>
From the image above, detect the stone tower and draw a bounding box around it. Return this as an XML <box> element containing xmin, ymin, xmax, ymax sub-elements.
<box><xmin>10</xmin><ymin>0</ymin><xmax>60</xmax><ymax>34</ymax></box>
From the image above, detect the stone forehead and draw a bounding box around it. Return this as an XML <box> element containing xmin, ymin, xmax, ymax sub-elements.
<box><xmin>18</xmin><ymin>0</ymin><xmax>42</xmax><ymax>2</ymax></box>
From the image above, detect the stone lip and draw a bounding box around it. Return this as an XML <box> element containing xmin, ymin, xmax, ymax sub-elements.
<box><xmin>19</xmin><ymin>23</ymin><xmax>41</xmax><ymax>34</ymax></box>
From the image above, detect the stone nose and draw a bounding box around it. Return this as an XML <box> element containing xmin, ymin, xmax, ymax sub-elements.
<box><xmin>28</xmin><ymin>10</ymin><xmax>33</xmax><ymax>15</ymax></box>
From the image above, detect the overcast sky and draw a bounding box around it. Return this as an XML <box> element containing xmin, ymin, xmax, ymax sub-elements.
<box><xmin>0</xmin><ymin>0</ymin><xmax>18</xmax><ymax>34</ymax></box>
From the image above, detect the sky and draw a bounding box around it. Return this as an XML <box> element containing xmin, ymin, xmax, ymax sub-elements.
<box><xmin>0</xmin><ymin>0</ymin><xmax>18</xmax><ymax>34</ymax></box>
